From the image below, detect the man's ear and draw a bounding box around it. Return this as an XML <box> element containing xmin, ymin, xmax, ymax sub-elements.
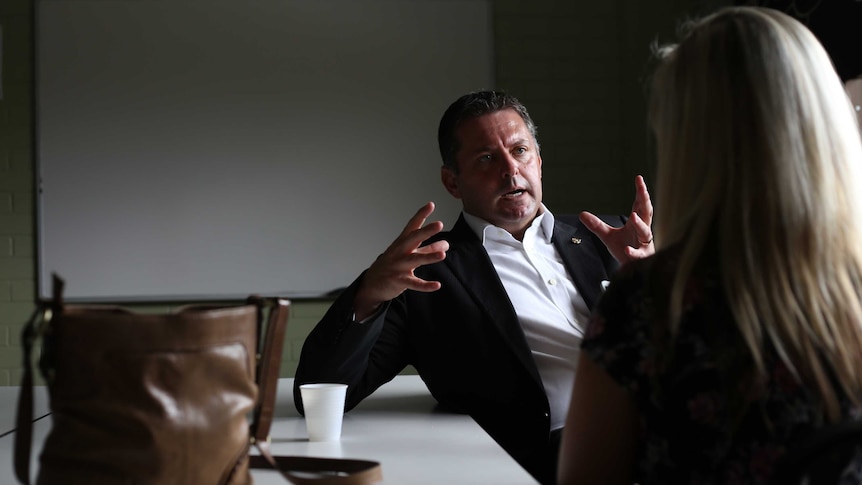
<box><xmin>441</xmin><ymin>166</ymin><xmax>461</xmax><ymax>198</ymax></box>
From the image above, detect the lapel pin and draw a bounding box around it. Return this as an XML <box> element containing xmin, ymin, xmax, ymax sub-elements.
<box><xmin>571</xmin><ymin>237</ymin><xmax>581</xmax><ymax>245</ymax></box>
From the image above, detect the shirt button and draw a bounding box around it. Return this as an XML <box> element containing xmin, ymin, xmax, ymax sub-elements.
<box><xmin>548</xmin><ymin>278</ymin><xmax>556</xmax><ymax>286</ymax></box>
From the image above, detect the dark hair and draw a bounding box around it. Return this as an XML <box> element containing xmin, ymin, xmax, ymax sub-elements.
<box><xmin>437</xmin><ymin>91</ymin><xmax>539</xmax><ymax>172</ymax></box>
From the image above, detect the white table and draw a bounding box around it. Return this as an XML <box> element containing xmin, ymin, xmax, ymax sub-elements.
<box><xmin>2</xmin><ymin>376</ymin><xmax>537</xmax><ymax>484</ymax></box>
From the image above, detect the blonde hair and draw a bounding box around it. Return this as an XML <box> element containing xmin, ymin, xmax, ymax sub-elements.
<box><xmin>650</xmin><ymin>7</ymin><xmax>862</xmax><ymax>420</ymax></box>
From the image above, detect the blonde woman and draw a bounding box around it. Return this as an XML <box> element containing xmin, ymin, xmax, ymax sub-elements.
<box><xmin>558</xmin><ymin>6</ymin><xmax>862</xmax><ymax>484</ymax></box>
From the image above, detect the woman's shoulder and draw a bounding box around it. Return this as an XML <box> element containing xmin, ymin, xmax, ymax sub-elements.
<box><xmin>611</xmin><ymin>244</ymin><xmax>721</xmax><ymax>300</ymax></box>
<box><xmin>585</xmin><ymin>244</ymin><xmax>726</xmax><ymax>368</ymax></box>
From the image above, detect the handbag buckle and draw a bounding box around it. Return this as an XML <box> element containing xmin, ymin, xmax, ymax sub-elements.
<box><xmin>36</xmin><ymin>308</ymin><xmax>53</xmax><ymax>337</ymax></box>
<box><xmin>249</xmin><ymin>435</ymin><xmax>272</xmax><ymax>445</ymax></box>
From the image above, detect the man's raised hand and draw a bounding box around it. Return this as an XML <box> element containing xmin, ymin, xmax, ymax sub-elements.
<box><xmin>580</xmin><ymin>175</ymin><xmax>654</xmax><ymax>265</ymax></box>
<box><xmin>353</xmin><ymin>202</ymin><xmax>450</xmax><ymax>320</ymax></box>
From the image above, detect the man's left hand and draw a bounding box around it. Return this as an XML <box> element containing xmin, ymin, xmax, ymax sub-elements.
<box><xmin>580</xmin><ymin>175</ymin><xmax>654</xmax><ymax>265</ymax></box>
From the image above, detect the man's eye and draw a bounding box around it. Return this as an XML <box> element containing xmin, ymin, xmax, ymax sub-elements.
<box><xmin>478</xmin><ymin>154</ymin><xmax>492</xmax><ymax>162</ymax></box>
<box><xmin>514</xmin><ymin>147</ymin><xmax>527</xmax><ymax>155</ymax></box>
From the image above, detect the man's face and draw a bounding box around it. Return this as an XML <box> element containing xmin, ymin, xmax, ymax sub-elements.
<box><xmin>441</xmin><ymin>109</ymin><xmax>543</xmax><ymax>240</ymax></box>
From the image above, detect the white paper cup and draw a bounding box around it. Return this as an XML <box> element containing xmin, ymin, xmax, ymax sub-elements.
<box><xmin>299</xmin><ymin>383</ymin><xmax>348</xmax><ymax>441</ymax></box>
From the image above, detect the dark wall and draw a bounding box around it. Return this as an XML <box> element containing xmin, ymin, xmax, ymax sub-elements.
<box><xmin>739</xmin><ymin>0</ymin><xmax>862</xmax><ymax>81</ymax></box>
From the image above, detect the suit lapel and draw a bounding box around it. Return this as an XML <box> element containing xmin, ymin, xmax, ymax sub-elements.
<box><xmin>444</xmin><ymin>216</ymin><xmax>544</xmax><ymax>387</ymax></box>
<box><xmin>552</xmin><ymin>220</ymin><xmax>609</xmax><ymax>311</ymax></box>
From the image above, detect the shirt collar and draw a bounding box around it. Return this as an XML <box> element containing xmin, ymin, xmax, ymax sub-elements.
<box><xmin>462</xmin><ymin>204</ymin><xmax>555</xmax><ymax>244</ymax></box>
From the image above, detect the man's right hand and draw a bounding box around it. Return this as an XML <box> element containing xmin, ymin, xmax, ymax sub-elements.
<box><xmin>353</xmin><ymin>202</ymin><xmax>450</xmax><ymax>321</ymax></box>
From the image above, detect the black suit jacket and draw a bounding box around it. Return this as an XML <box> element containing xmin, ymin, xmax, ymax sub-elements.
<box><xmin>294</xmin><ymin>213</ymin><xmax>621</xmax><ymax>484</ymax></box>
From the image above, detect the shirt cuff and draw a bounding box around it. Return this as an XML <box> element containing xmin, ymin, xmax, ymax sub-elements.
<box><xmin>351</xmin><ymin>305</ymin><xmax>384</xmax><ymax>324</ymax></box>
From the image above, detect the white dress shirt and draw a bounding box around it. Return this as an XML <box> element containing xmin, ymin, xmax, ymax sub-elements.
<box><xmin>463</xmin><ymin>208</ymin><xmax>590</xmax><ymax>430</ymax></box>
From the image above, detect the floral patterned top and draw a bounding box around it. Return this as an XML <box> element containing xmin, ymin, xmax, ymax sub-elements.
<box><xmin>582</xmin><ymin>248</ymin><xmax>862</xmax><ymax>485</ymax></box>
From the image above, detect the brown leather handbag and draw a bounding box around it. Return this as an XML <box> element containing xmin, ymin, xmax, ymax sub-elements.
<box><xmin>14</xmin><ymin>276</ymin><xmax>382</xmax><ymax>485</ymax></box>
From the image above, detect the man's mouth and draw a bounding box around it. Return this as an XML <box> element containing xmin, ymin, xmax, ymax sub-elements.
<box><xmin>503</xmin><ymin>189</ymin><xmax>526</xmax><ymax>198</ymax></box>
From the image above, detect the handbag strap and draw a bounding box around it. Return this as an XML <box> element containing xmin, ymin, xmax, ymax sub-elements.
<box><xmin>14</xmin><ymin>275</ymin><xmax>63</xmax><ymax>485</ymax></box>
<box><xmin>247</xmin><ymin>296</ymin><xmax>291</xmax><ymax>444</ymax></box>
<box><xmin>13</xmin><ymin>302</ymin><xmax>48</xmax><ymax>485</ymax></box>
<box><xmin>250</xmin><ymin>443</ymin><xmax>383</xmax><ymax>485</ymax></box>
<box><xmin>244</xmin><ymin>297</ymin><xmax>383</xmax><ymax>484</ymax></box>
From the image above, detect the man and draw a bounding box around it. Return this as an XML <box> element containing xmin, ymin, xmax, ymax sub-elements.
<box><xmin>294</xmin><ymin>91</ymin><xmax>653</xmax><ymax>484</ymax></box>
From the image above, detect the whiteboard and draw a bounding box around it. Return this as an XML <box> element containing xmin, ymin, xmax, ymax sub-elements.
<box><xmin>36</xmin><ymin>0</ymin><xmax>492</xmax><ymax>301</ymax></box>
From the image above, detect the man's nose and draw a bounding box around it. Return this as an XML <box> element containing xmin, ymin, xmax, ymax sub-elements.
<box><xmin>501</xmin><ymin>154</ymin><xmax>520</xmax><ymax>178</ymax></box>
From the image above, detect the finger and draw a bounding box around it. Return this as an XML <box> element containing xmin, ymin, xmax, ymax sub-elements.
<box><xmin>632</xmin><ymin>176</ymin><xmax>654</xmax><ymax>225</ymax></box>
<box><xmin>579</xmin><ymin>211</ymin><xmax>612</xmax><ymax>238</ymax></box>
<box><xmin>625</xmin><ymin>242</ymin><xmax>655</xmax><ymax>260</ymax></box>
<box><xmin>399</xmin><ymin>201</ymin><xmax>437</xmax><ymax>237</ymax></box>
<box><xmin>415</xmin><ymin>239</ymin><xmax>450</xmax><ymax>255</ymax></box>
<box><xmin>385</xmin><ymin>218</ymin><xmax>443</xmax><ymax>256</ymax></box>
<box><xmin>396</xmin><ymin>220</ymin><xmax>445</xmax><ymax>252</ymax></box>
<box><xmin>403</xmin><ymin>276</ymin><xmax>443</xmax><ymax>293</ymax></box>
<box><xmin>631</xmin><ymin>176</ymin><xmax>651</xmax><ymax>213</ymax></box>
<box><xmin>628</xmin><ymin>212</ymin><xmax>653</xmax><ymax>246</ymax></box>
<box><xmin>407</xmin><ymin>241</ymin><xmax>449</xmax><ymax>268</ymax></box>
<box><xmin>380</xmin><ymin>237</ymin><xmax>447</xmax><ymax>275</ymax></box>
